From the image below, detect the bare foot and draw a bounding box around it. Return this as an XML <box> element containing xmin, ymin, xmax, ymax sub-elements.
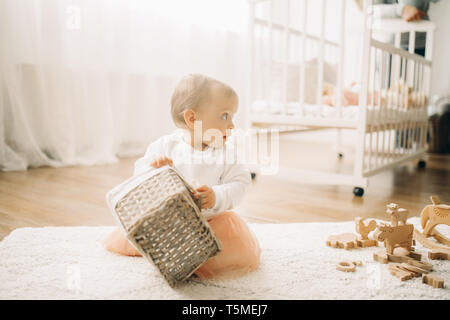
<box><xmin>102</xmin><ymin>227</ymin><xmax>142</xmax><ymax>257</ymax></box>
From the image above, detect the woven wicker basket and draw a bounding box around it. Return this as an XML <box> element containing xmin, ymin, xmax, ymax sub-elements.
<box><xmin>106</xmin><ymin>166</ymin><xmax>222</xmax><ymax>287</ymax></box>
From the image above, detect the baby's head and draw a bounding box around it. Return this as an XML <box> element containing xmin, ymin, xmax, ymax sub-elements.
<box><xmin>171</xmin><ymin>74</ymin><xmax>238</xmax><ymax>149</ymax></box>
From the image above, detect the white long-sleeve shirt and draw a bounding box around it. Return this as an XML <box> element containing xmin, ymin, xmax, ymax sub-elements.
<box><xmin>133</xmin><ymin>129</ymin><xmax>252</xmax><ymax>219</ymax></box>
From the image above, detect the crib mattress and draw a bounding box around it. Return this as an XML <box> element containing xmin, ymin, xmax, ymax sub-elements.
<box><xmin>251</xmin><ymin>100</ymin><xmax>427</xmax><ymax>125</ymax></box>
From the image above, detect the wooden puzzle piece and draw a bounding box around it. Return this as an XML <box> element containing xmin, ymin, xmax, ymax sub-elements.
<box><xmin>326</xmin><ymin>233</ymin><xmax>358</xmax><ymax>249</ymax></box>
<box><xmin>400</xmin><ymin>262</ymin><xmax>430</xmax><ymax>275</ymax></box>
<box><xmin>373</xmin><ymin>250</ymin><xmax>388</xmax><ymax>264</ymax></box>
<box><xmin>428</xmin><ymin>250</ymin><xmax>450</xmax><ymax>260</ymax></box>
<box><xmin>422</xmin><ymin>274</ymin><xmax>444</xmax><ymax>289</ymax></box>
<box><xmin>373</xmin><ymin>248</ymin><xmax>424</xmax><ymax>265</ymax></box>
<box><xmin>388</xmin><ymin>263</ymin><xmax>415</xmax><ymax>281</ymax></box>
<box><xmin>357</xmin><ymin>239</ymin><xmax>378</xmax><ymax>247</ymax></box>
<box><xmin>352</xmin><ymin>260</ymin><xmax>363</xmax><ymax>266</ymax></box>
<box><xmin>406</xmin><ymin>259</ymin><xmax>432</xmax><ymax>271</ymax></box>
<box><xmin>336</xmin><ymin>260</ymin><xmax>363</xmax><ymax>272</ymax></box>
<box><xmin>421</xmin><ymin>195</ymin><xmax>450</xmax><ymax>236</ymax></box>
<box><xmin>336</xmin><ymin>261</ymin><xmax>356</xmax><ymax>272</ymax></box>
<box><xmin>374</xmin><ymin>224</ymin><xmax>414</xmax><ymax>255</ymax></box>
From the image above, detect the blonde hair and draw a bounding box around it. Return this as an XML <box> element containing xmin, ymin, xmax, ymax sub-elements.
<box><xmin>170</xmin><ymin>74</ymin><xmax>237</xmax><ymax>128</ymax></box>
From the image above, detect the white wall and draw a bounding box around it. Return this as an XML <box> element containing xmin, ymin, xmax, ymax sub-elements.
<box><xmin>428</xmin><ymin>0</ymin><xmax>450</xmax><ymax>98</ymax></box>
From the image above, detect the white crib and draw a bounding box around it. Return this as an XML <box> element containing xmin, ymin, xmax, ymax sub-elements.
<box><xmin>246</xmin><ymin>0</ymin><xmax>435</xmax><ymax>196</ymax></box>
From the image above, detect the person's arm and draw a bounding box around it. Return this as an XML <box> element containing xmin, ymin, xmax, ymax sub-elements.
<box><xmin>133</xmin><ymin>135</ymin><xmax>169</xmax><ymax>176</ymax></box>
<box><xmin>398</xmin><ymin>1</ymin><xmax>427</xmax><ymax>21</ymax></box>
<box><xmin>210</xmin><ymin>163</ymin><xmax>252</xmax><ymax>214</ymax></box>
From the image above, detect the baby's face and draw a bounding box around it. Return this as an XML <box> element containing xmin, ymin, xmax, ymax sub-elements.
<box><xmin>197</xmin><ymin>87</ymin><xmax>238</xmax><ymax>149</ymax></box>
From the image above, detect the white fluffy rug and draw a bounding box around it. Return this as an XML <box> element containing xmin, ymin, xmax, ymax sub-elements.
<box><xmin>0</xmin><ymin>217</ymin><xmax>448</xmax><ymax>300</ymax></box>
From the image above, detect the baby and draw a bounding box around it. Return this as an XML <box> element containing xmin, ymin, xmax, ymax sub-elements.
<box><xmin>102</xmin><ymin>74</ymin><xmax>261</xmax><ymax>280</ymax></box>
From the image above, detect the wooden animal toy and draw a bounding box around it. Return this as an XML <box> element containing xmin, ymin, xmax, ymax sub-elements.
<box><xmin>422</xmin><ymin>274</ymin><xmax>444</xmax><ymax>289</ymax></box>
<box><xmin>386</xmin><ymin>203</ymin><xmax>409</xmax><ymax>227</ymax></box>
<box><xmin>355</xmin><ymin>217</ymin><xmax>378</xmax><ymax>247</ymax></box>
<box><xmin>355</xmin><ymin>217</ymin><xmax>377</xmax><ymax>240</ymax></box>
<box><xmin>420</xmin><ymin>195</ymin><xmax>450</xmax><ymax>236</ymax></box>
<box><xmin>373</xmin><ymin>224</ymin><xmax>414</xmax><ymax>255</ymax></box>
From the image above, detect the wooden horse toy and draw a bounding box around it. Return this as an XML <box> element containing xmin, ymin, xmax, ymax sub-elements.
<box><xmin>374</xmin><ymin>224</ymin><xmax>414</xmax><ymax>255</ymax></box>
<box><xmin>421</xmin><ymin>195</ymin><xmax>450</xmax><ymax>236</ymax></box>
<box><xmin>386</xmin><ymin>203</ymin><xmax>409</xmax><ymax>227</ymax></box>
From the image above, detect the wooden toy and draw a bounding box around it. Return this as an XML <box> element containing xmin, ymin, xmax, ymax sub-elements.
<box><xmin>355</xmin><ymin>217</ymin><xmax>378</xmax><ymax>247</ymax></box>
<box><xmin>386</xmin><ymin>203</ymin><xmax>409</xmax><ymax>227</ymax></box>
<box><xmin>373</xmin><ymin>250</ymin><xmax>388</xmax><ymax>264</ymax></box>
<box><xmin>336</xmin><ymin>261</ymin><xmax>356</xmax><ymax>272</ymax></box>
<box><xmin>326</xmin><ymin>233</ymin><xmax>358</xmax><ymax>249</ymax></box>
<box><xmin>374</xmin><ymin>224</ymin><xmax>414</xmax><ymax>255</ymax></box>
<box><xmin>373</xmin><ymin>247</ymin><xmax>425</xmax><ymax>265</ymax></box>
<box><xmin>422</xmin><ymin>274</ymin><xmax>444</xmax><ymax>289</ymax></box>
<box><xmin>413</xmin><ymin>229</ymin><xmax>450</xmax><ymax>253</ymax></box>
<box><xmin>388</xmin><ymin>263</ymin><xmax>415</xmax><ymax>281</ymax></box>
<box><xmin>352</xmin><ymin>260</ymin><xmax>363</xmax><ymax>266</ymax></box>
<box><xmin>406</xmin><ymin>259</ymin><xmax>432</xmax><ymax>271</ymax></box>
<box><xmin>387</xmin><ymin>251</ymin><xmax>421</xmax><ymax>263</ymax></box>
<box><xmin>336</xmin><ymin>260</ymin><xmax>363</xmax><ymax>272</ymax></box>
<box><xmin>420</xmin><ymin>195</ymin><xmax>450</xmax><ymax>236</ymax></box>
<box><xmin>400</xmin><ymin>262</ymin><xmax>430</xmax><ymax>275</ymax></box>
<box><xmin>431</xmin><ymin>229</ymin><xmax>450</xmax><ymax>246</ymax></box>
<box><xmin>428</xmin><ymin>250</ymin><xmax>450</xmax><ymax>260</ymax></box>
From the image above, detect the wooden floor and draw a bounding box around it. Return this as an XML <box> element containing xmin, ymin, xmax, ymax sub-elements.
<box><xmin>1</xmin><ymin>134</ymin><xmax>449</xmax><ymax>241</ymax></box>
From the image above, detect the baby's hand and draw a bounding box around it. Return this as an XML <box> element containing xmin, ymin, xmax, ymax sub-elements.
<box><xmin>192</xmin><ymin>185</ymin><xmax>216</xmax><ymax>210</ymax></box>
<box><xmin>150</xmin><ymin>156</ymin><xmax>173</xmax><ymax>168</ymax></box>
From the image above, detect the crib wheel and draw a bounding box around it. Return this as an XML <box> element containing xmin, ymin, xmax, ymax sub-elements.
<box><xmin>353</xmin><ymin>187</ymin><xmax>364</xmax><ymax>197</ymax></box>
<box><xmin>337</xmin><ymin>152</ymin><xmax>344</xmax><ymax>159</ymax></box>
<box><xmin>417</xmin><ymin>160</ymin><xmax>426</xmax><ymax>169</ymax></box>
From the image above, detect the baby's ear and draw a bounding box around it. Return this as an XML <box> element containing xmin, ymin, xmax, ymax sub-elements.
<box><xmin>183</xmin><ymin>109</ymin><xmax>196</xmax><ymax>129</ymax></box>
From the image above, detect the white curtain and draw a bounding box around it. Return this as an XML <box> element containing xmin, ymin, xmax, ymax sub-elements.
<box><xmin>0</xmin><ymin>0</ymin><xmax>249</xmax><ymax>171</ymax></box>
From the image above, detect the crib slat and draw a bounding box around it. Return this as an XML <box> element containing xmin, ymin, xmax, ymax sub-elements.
<box><xmin>400</xmin><ymin>56</ymin><xmax>408</xmax><ymax>155</ymax></box>
<box><xmin>408</xmin><ymin>31</ymin><xmax>416</xmax><ymax>87</ymax></box>
<box><xmin>368</xmin><ymin>47</ymin><xmax>377</xmax><ymax>170</ymax></box>
<box><xmin>378</xmin><ymin>49</ymin><xmax>386</xmax><ymax>167</ymax></box>
<box><xmin>267</xmin><ymin>0</ymin><xmax>273</xmax><ymax>112</ymax></box>
<box><xmin>299</xmin><ymin>0</ymin><xmax>307</xmax><ymax>116</ymax></box>
<box><xmin>420</xmin><ymin>63</ymin><xmax>427</xmax><ymax>150</ymax></box>
<box><xmin>335</xmin><ymin>0</ymin><xmax>346</xmax><ymax>157</ymax></box>
<box><xmin>354</xmin><ymin>0</ymin><xmax>372</xmax><ymax>176</ymax></box>
<box><xmin>336</xmin><ymin>0</ymin><xmax>345</xmax><ymax>119</ymax></box>
<box><xmin>283</xmin><ymin>0</ymin><xmax>290</xmax><ymax>115</ymax></box>
<box><xmin>248</xmin><ymin>0</ymin><xmax>255</xmax><ymax>124</ymax></box>
<box><xmin>317</xmin><ymin>0</ymin><xmax>326</xmax><ymax>117</ymax></box>
<box><xmin>385</xmin><ymin>52</ymin><xmax>394</xmax><ymax>164</ymax></box>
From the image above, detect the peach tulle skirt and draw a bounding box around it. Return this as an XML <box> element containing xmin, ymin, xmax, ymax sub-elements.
<box><xmin>101</xmin><ymin>211</ymin><xmax>261</xmax><ymax>280</ymax></box>
<box><xmin>194</xmin><ymin>211</ymin><xmax>261</xmax><ymax>280</ymax></box>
